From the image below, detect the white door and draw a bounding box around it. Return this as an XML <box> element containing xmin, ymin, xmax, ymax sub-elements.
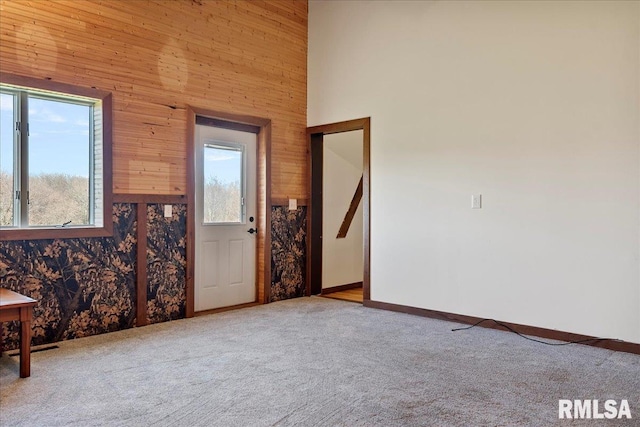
<box><xmin>195</xmin><ymin>123</ymin><xmax>257</xmax><ymax>311</ymax></box>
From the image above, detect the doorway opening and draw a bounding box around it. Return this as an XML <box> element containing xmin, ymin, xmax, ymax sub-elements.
<box><xmin>186</xmin><ymin>108</ymin><xmax>271</xmax><ymax>316</ymax></box>
<box><xmin>307</xmin><ymin>118</ymin><xmax>371</xmax><ymax>303</ymax></box>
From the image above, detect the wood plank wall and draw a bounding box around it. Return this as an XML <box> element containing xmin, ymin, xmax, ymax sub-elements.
<box><xmin>0</xmin><ymin>0</ymin><xmax>308</xmax><ymax>199</ymax></box>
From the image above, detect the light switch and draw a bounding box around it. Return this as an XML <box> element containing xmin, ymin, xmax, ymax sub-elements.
<box><xmin>288</xmin><ymin>198</ymin><xmax>297</xmax><ymax>211</ymax></box>
<box><xmin>471</xmin><ymin>194</ymin><xmax>482</xmax><ymax>209</ymax></box>
<box><xmin>164</xmin><ymin>204</ymin><xmax>173</xmax><ymax>218</ymax></box>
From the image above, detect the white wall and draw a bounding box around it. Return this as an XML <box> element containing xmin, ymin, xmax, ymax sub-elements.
<box><xmin>308</xmin><ymin>0</ymin><xmax>640</xmax><ymax>343</ymax></box>
<box><xmin>323</xmin><ymin>131</ymin><xmax>364</xmax><ymax>288</ymax></box>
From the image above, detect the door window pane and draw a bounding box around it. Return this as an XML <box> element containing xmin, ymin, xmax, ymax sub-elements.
<box><xmin>203</xmin><ymin>144</ymin><xmax>243</xmax><ymax>224</ymax></box>
<box><xmin>0</xmin><ymin>93</ymin><xmax>15</xmax><ymax>226</ymax></box>
<box><xmin>28</xmin><ymin>96</ymin><xmax>91</xmax><ymax>226</ymax></box>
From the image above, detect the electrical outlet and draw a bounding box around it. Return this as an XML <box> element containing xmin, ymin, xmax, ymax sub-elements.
<box><xmin>164</xmin><ymin>204</ymin><xmax>173</xmax><ymax>218</ymax></box>
<box><xmin>288</xmin><ymin>198</ymin><xmax>297</xmax><ymax>211</ymax></box>
<box><xmin>471</xmin><ymin>194</ymin><xmax>482</xmax><ymax>209</ymax></box>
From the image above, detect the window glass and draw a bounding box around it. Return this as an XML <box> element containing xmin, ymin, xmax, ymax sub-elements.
<box><xmin>27</xmin><ymin>97</ymin><xmax>91</xmax><ymax>226</ymax></box>
<box><xmin>0</xmin><ymin>75</ymin><xmax>111</xmax><ymax>239</ymax></box>
<box><xmin>0</xmin><ymin>92</ymin><xmax>15</xmax><ymax>227</ymax></box>
<box><xmin>203</xmin><ymin>144</ymin><xmax>243</xmax><ymax>224</ymax></box>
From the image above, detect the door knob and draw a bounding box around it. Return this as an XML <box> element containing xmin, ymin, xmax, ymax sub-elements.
<box><xmin>247</xmin><ymin>228</ymin><xmax>258</xmax><ymax>234</ymax></box>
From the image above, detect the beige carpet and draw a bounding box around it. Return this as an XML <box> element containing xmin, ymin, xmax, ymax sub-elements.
<box><xmin>1</xmin><ymin>297</ymin><xmax>638</xmax><ymax>426</ymax></box>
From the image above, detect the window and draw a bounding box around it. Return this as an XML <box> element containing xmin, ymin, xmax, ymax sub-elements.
<box><xmin>203</xmin><ymin>143</ymin><xmax>244</xmax><ymax>224</ymax></box>
<box><xmin>0</xmin><ymin>73</ymin><xmax>112</xmax><ymax>240</ymax></box>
